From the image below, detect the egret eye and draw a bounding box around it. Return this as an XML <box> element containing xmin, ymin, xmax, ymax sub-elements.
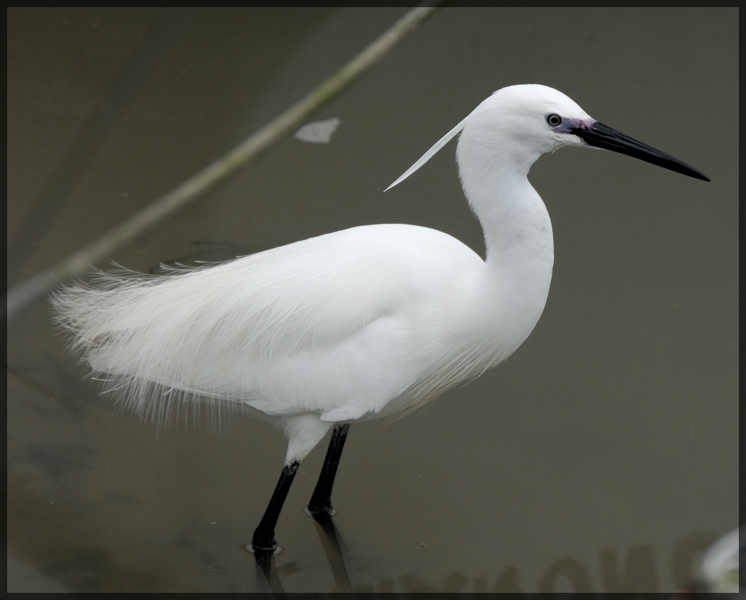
<box><xmin>546</xmin><ymin>114</ymin><xmax>562</xmax><ymax>127</ymax></box>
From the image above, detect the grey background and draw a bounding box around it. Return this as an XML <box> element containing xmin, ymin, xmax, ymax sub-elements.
<box><xmin>7</xmin><ymin>7</ymin><xmax>737</xmax><ymax>593</ymax></box>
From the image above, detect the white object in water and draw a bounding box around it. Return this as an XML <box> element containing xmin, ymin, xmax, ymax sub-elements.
<box><xmin>294</xmin><ymin>117</ymin><xmax>341</xmax><ymax>143</ymax></box>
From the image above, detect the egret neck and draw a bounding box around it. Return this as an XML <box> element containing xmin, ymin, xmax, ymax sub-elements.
<box><xmin>456</xmin><ymin>116</ymin><xmax>554</xmax><ymax>346</ymax></box>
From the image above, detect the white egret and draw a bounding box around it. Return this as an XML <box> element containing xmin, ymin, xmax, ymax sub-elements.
<box><xmin>51</xmin><ymin>84</ymin><xmax>709</xmax><ymax>554</ymax></box>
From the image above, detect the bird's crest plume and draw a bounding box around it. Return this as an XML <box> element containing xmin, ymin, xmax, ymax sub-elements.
<box><xmin>385</xmin><ymin>117</ymin><xmax>468</xmax><ymax>191</ymax></box>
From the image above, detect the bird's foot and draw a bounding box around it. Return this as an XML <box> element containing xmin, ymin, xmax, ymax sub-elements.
<box><xmin>247</xmin><ymin>542</ymin><xmax>282</xmax><ymax>555</ymax></box>
<box><xmin>249</xmin><ymin>531</ymin><xmax>282</xmax><ymax>555</ymax></box>
<box><xmin>305</xmin><ymin>502</ymin><xmax>337</xmax><ymax>520</ymax></box>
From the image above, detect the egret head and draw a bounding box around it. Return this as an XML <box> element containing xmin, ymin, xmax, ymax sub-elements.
<box><xmin>470</xmin><ymin>84</ymin><xmax>710</xmax><ymax>180</ymax></box>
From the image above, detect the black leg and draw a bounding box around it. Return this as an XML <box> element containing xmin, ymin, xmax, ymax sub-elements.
<box><xmin>307</xmin><ymin>423</ymin><xmax>350</xmax><ymax>519</ymax></box>
<box><xmin>251</xmin><ymin>461</ymin><xmax>299</xmax><ymax>554</ymax></box>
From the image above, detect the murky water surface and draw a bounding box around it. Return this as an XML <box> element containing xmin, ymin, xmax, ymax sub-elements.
<box><xmin>8</xmin><ymin>7</ymin><xmax>737</xmax><ymax>593</ymax></box>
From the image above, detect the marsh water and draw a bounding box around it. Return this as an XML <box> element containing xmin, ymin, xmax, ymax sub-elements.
<box><xmin>7</xmin><ymin>8</ymin><xmax>738</xmax><ymax>593</ymax></box>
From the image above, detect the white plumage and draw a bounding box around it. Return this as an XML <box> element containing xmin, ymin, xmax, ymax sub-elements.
<box><xmin>52</xmin><ymin>84</ymin><xmax>707</xmax><ymax>469</ymax></box>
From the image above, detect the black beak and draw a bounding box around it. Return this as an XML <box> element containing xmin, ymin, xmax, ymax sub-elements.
<box><xmin>571</xmin><ymin>121</ymin><xmax>710</xmax><ymax>182</ymax></box>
